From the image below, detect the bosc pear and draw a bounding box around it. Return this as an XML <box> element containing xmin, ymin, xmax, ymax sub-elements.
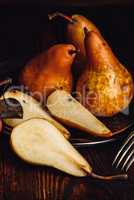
<box><xmin>1</xmin><ymin>90</ymin><xmax>70</xmax><ymax>139</ymax></box>
<box><xmin>20</xmin><ymin>44</ymin><xmax>77</xmax><ymax>100</ymax></box>
<box><xmin>10</xmin><ymin>118</ymin><xmax>127</xmax><ymax>180</ymax></box>
<box><xmin>77</xmin><ymin>30</ymin><xmax>134</xmax><ymax>117</ymax></box>
<box><xmin>48</xmin><ymin>12</ymin><xmax>101</xmax><ymax>65</ymax></box>
<box><xmin>47</xmin><ymin>90</ymin><xmax>112</xmax><ymax>138</ymax></box>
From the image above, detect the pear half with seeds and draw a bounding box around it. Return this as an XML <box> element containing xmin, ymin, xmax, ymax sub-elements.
<box><xmin>1</xmin><ymin>90</ymin><xmax>70</xmax><ymax>139</ymax></box>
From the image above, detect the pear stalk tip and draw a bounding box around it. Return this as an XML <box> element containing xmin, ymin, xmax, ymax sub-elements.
<box><xmin>90</xmin><ymin>172</ymin><xmax>128</xmax><ymax>181</ymax></box>
<box><xmin>48</xmin><ymin>12</ymin><xmax>74</xmax><ymax>24</ymax></box>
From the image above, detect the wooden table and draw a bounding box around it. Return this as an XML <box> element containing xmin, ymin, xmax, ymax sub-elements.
<box><xmin>0</xmin><ymin>133</ymin><xmax>134</xmax><ymax>200</ymax></box>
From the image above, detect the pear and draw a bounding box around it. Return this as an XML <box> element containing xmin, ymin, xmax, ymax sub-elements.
<box><xmin>10</xmin><ymin>118</ymin><xmax>127</xmax><ymax>180</ymax></box>
<box><xmin>0</xmin><ymin>98</ymin><xmax>23</xmax><ymax>134</ymax></box>
<box><xmin>77</xmin><ymin>30</ymin><xmax>134</xmax><ymax>117</ymax></box>
<box><xmin>47</xmin><ymin>90</ymin><xmax>112</xmax><ymax>138</ymax></box>
<box><xmin>0</xmin><ymin>98</ymin><xmax>23</xmax><ymax>119</ymax></box>
<box><xmin>20</xmin><ymin>44</ymin><xmax>77</xmax><ymax>100</ymax></box>
<box><xmin>0</xmin><ymin>78</ymin><xmax>23</xmax><ymax>119</ymax></box>
<box><xmin>0</xmin><ymin>78</ymin><xmax>23</xmax><ymax>133</ymax></box>
<box><xmin>1</xmin><ymin>90</ymin><xmax>70</xmax><ymax>139</ymax></box>
<box><xmin>48</xmin><ymin>12</ymin><xmax>101</xmax><ymax>65</ymax></box>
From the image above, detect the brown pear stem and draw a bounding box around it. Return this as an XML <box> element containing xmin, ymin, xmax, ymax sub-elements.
<box><xmin>48</xmin><ymin>12</ymin><xmax>74</xmax><ymax>24</ymax></box>
<box><xmin>90</xmin><ymin>172</ymin><xmax>128</xmax><ymax>181</ymax></box>
<box><xmin>68</xmin><ymin>49</ymin><xmax>79</xmax><ymax>55</ymax></box>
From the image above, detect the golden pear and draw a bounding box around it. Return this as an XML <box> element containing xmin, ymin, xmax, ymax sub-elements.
<box><xmin>77</xmin><ymin>30</ymin><xmax>134</xmax><ymax>117</ymax></box>
<box><xmin>20</xmin><ymin>44</ymin><xmax>77</xmax><ymax>100</ymax></box>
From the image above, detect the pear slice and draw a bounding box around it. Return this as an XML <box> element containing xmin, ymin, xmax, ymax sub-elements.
<box><xmin>47</xmin><ymin>90</ymin><xmax>112</xmax><ymax>138</ymax></box>
<box><xmin>10</xmin><ymin>118</ymin><xmax>127</xmax><ymax>180</ymax></box>
<box><xmin>1</xmin><ymin>90</ymin><xmax>70</xmax><ymax>139</ymax></box>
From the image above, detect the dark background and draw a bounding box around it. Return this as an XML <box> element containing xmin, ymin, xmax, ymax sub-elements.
<box><xmin>0</xmin><ymin>2</ymin><xmax>134</xmax><ymax>76</ymax></box>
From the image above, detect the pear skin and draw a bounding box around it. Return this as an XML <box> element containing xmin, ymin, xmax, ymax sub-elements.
<box><xmin>20</xmin><ymin>44</ymin><xmax>77</xmax><ymax>100</ymax></box>
<box><xmin>77</xmin><ymin>30</ymin><xmax>134</xmax><ymax>116</ymax></box>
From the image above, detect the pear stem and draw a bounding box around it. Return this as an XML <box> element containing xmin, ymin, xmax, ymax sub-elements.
<box><xmin>48</xmin><ymin>12</ymin><xmax>74</xmax><ymax>24</ymax></box>
<box><xmin>68</xmin><ymin>49</ymin><xmax>79</xmax><ymax>55</ymax></box>
<box><xmin>90</xmin><ymin>172</ymin><xmax>128</xmax><ymax>181</ymax></box>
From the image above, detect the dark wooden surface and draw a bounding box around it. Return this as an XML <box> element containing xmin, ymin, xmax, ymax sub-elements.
<box><xmin>0</xmin><ymin>134</ymin><xmax>134</xmax><ymax>200</ymax></box>
<box><xmin>0</xmin><ymin>4</ymin><xmax>134</xmax><ymax>200</ymax></box>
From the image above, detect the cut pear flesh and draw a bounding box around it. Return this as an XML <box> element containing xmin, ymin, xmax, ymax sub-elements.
<box><xmin>1</xmin><ymin>90</ymin><xmax>70</xmax><ymax>139</ymax></box>
<box><xmin>10</xmin><ymin>118</ymin><xmax>127</xmax><ymax>180</ymax></box>
<box><xmin>47</xmin><ymin>90</ymin><xmax>112</xmax><ymax>137</ymax></box>
<box><xmin>11</xmin><ymin>118</ymin><xmax>91</xmax><ymax>177</ymax></box>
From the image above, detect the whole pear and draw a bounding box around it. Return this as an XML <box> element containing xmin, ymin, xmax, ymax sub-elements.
<box><xmin>77</xmin><ymin>30</ymin><xmax>134</xmax><ymax>117</ymax></box>
<box><xmin>20</xmin><ymin>44</ymin><xmax>77</xmax><ymax>100</ymax></box>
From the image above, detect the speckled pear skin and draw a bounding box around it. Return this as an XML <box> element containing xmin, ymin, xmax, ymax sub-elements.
<box><xmin>77</xmin><ymin>31</ymin><xmax>134</xmax><ymax>117</ymax></box>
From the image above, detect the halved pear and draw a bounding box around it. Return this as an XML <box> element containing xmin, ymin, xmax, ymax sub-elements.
<box><xmin>1</xmin><ymin>90</ymin><xmax>70</xmax><ymax>139</ymax></box>
<box><xmin>11</xmin><ymin>118</ymin><xmax>91</xmax><ymax>176</ymax></box>
<box><xmin>47</xmin><ymin>90</ymin><xmax>112</xmax><ymax>138</ymax></box>
<box><xmin>10</xmin><ymin>118</ymin><xmax>127</xmax><ymax>180</ymax></box>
